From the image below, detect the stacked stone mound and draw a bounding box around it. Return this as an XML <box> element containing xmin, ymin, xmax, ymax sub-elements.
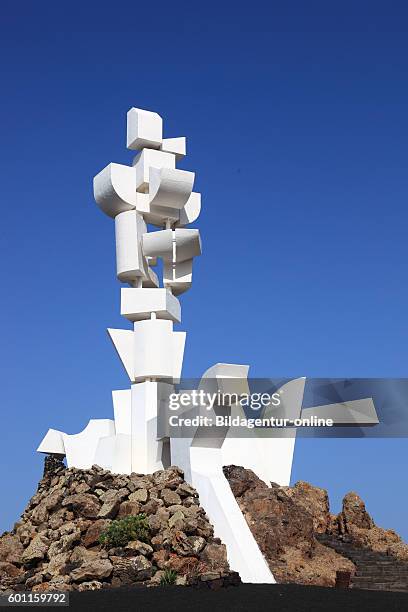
<box><xmin>223</xmin><ymin>465</ymin><xmax>354</xmax><ymax>587</ymax></box>
<box><xmin>0</xmin><ymin>463</ymin><xmax>239</xmax><ymax>592</ymax></box>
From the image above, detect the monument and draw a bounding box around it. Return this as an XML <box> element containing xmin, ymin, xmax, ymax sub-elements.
<box><xmin>36</xmin><ymin>108</ymin><xmax>378</xmax><ymax>583</ymax></box>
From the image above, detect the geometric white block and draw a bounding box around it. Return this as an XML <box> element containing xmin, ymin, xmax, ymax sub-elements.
<box><xmin>112</xmin><ymin>389</ymin><xmax>132</xmax><ymax>435</ymax></box>
<box><xmin>177</xmin><ymin>192</ymin><xmax>202</xmax><ymax>227</ymax></box>
<box><xmin>93</xmin><ymin>163</ymin><xmax>137</xmax><ymax>218</ymax></box>
<box><xmin>37</xmin><ymin>428</ymin><xmax>65</xmax><ymax>455</ymax></box>
<box><xmin>174</xmin><ymin>228</ymin><xmax>201</xmax><ymax>262</ymax></box>
<box><xmin>131</xmin><ymin>382</ymin><xmax>162</xmax><ymax>473</ymax></box>
<box><xmin>134</xmin><ymin>190</ymin><xmax>201</xmax><ymax>229</ymax></box>
<box><xmin>149</xmin><ymin>167</ymin><xmax>195</xmax><ymax>210</ymax></box>
<box><xmin>120</xmin><ymin>288</ymin><xmax>181</xmax><ymax>323</ymax></box>
<box><xmin>133</xmin><ymin>319</ymin><xmax>186</xmax><ymax>381</ymax></box>
<box><xmin>140</xmin><ymin>265</ymin><xmax>160</xmax><ymax>289</ymax></box>
<box><xmin>141</xmin><ymin>228</ymin><xmax>201</xmax><ymax>267</ymax></box>
<box><xmin>160</xmin><ymin>137</ymin><xmax>186</xmax><ymax>160</ymax></box>
<box><xmin>142</xmin><ymin>229</ymin><xmax>173</xmax><ymax>261</ymax></box>
<box><xmin>164</xmin><ymin>258</ymin><xmax>194</xmax><ymax>295</ymax></box>
<box><xmin>115</xmin><ymin>210</ymin><xmax>148</xmax><ymax>283</ymax></box>
<box><xmin>301</xmin><ymin>398</ymin><xmax>379</xmax><ymax>425</ymax></box>
<box><xmin>127</xmin><ymin>108</ymin><xmax>163</xmax><ymax>151</ymax></box>
<box><xmin>172</xmin><ymin>330</ymin><xmax>187</xmax><ymax>381</ymax></box>
<box><xmin>133</xmin><ymin>149</ymin><xmax>175</xmax><ymax>192</ymax></box>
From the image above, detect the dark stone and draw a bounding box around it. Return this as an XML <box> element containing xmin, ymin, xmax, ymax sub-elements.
<box><xmin>43</xmin><ymin>455</ymin><xmax>65</xmax><ymax>479</ymax></box>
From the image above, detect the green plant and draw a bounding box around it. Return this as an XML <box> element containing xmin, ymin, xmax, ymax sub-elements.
<box><xmin>99</xmin><ymin>513</ymin><xmax>150</xmax><ymax>548</ymax></box>
<box><xmin>160</xmin><ymin>568</ymin><xmax>177</xmax><ymax>586</ymax></box>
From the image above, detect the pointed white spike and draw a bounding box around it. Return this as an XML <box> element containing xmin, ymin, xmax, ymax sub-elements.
<box><xmin>107</xmin><ymin>328</ymin><xmax>134</xmax><ymax>381</ymax></box>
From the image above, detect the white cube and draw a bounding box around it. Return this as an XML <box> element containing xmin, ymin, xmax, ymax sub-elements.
<box><xmin>127</xmin><ymin>107</ymin><xmax>163</xmax><ymax>150</ymax></box>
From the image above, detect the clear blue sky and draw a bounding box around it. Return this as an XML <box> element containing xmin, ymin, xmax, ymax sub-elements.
<box><xmin>1</xmin><ymin>1</ymin><xmax>408</xmax><ymax>538</ymax></box>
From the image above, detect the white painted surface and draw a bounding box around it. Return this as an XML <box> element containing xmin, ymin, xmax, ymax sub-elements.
<box><xmin>127</xmin><ymin>108</ymin><xmax>163</xmax><ymax>151</ymax></box>
<box><xmin>62</xmin><ymin>420</ymin><xmax>115</xmax><ymax>469</ymax></box>
<box><xmin>107</xmin><ymin>328</ymin><xmax>134</xmax><ymax>381</ymax></box>
<box><xmin>133</xmin><ymin>148</ymin><xmax>175</xmax><ymax>192</ymax></box>
<box><xmin>112</xmin><ymin>389</ymin><xmax>132</xmax><ymax>435</ymax></box>
<box><xmin>121</xmin><ymin>287</ymin><xmax>181</xmax><ymax>323</ymax></box>
<box><xmin>160</xmin><ymin>137</ymin><xmax>186</xmax><ymax>159</ymax></box>
<box><xmin>115</xmin><ymin>210</ymin><xmax>149</xmax><ymax>283</ymax></box>
<box><xmin>36</xmin><ymin>428</ymin><xmax>65</xmax><ymax>455</ymax></box>
<box><xmin>93</xmin><ymin>163</ymin><xmax>136</xmax><ymax>218</ymax></box>
<box><xmin>149</xmin><ymin>167</ymin><xmax>194</xmax><ymax>210</ymax></box>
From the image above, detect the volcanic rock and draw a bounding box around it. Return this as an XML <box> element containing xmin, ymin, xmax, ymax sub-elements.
<box><xmin>0</xmin><ymin>463</ymin><xmax>238</xmax><ymax>592</ymax></box>
<box><xmin>223</xmin><ymin>465</ymin><xmax>354</xmax><ymax>586</ymax></box>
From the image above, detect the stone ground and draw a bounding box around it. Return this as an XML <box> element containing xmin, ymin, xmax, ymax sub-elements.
<box><xmin>59</xmin><ymin>583</ymin><xmax>408</xmax><ymax>611</ymax></box>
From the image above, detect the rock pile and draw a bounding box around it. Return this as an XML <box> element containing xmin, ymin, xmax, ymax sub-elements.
<box><xmin>0</xmin><ymin>463</ymin><xmax>239</xmax><ymax>592</ymax></box>
<box><xmin>223</xmin><ymin>465</ymin><xmax>354</xmax><ymax>587</ymax></box>
<box><xmin>224</xmin><ymin>465</ymin><xmax>408</xmax><ymax>587</ymax></box>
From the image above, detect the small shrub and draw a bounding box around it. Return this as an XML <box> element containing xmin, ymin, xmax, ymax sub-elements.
<box><xmin>99</xmin><ymin>513</ymin><xmax>149</xmax><ymax>548</ymax></box>
<box><xmin>160</xmin><ymin>568</ymin><xmax>177</xmax><ymax>585</ymax></box>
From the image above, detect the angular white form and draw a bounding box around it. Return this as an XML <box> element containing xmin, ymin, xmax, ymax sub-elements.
<box><xmin>142</xmin><ymin>228</ymin><xmax>201</xmax><ymax>295</ymax></box>
<box><xmin>142</xmin><ymin>228</ymin><xmax>201</xmax><ymax>262</ymax></box>
<box><xmin>301</xmin><ymin>398</ymin><xmax>379</xmax><ymax>425</ymax></box>
<box><xmin>107</xmin><ymin>328</ymin><xmax>134</xmax><ymax>381</ymax></box>
<box><xmin>112</xmin><ymin>389</ymin><xmax>132</xmax><ymax>434</ymax></box>
<box><xmin>222</xmin><ymin>377</ymin><xmax>306</xmax><ymax>487</ymax></box>
<box><xmin>94</xmin><ymin>163</ymin><xmax>136</xmax><ymax>218</ymax></box>
<box><xmin>127</xmin><ymin>108</ymin><xmax>163</xmax><ymax>150</ymax></box>
<box><xmin>141</xmin><ymin>228</ymin><xmax>173</xmax><ymax>260</ymax></box>
<box><xmin>62</xmin><ymin>420</ymin><xmax>115</xmax><ymax>470</ymax></box>
<box><xmin>163</xmin><ymin>259</ymin><xmax>193</xmax><ymax>295</ymax></box>
<box><xmin>149</xmin><ymin>167</ymin><xmax>194</xmax><ymax>210</ymax></box>
<box><xmin>130</xmin><ymin>382</ymin><xmax>170</xmax><ymax>473</ymax></box>
<box><xmin>182</xmin><ymin>448</ymin><xmax>275</xmax><ymax>584</ymax></box>
<box><xmin>120</xmin><ymin>288</ymin><xmax>181</xmax><ymax>323</ymax></box>
<box><xmin>160</xmin><ymin>137</ymin><xmax>186</xmax><ymax>160</ymax></box>
<box><xmin>174</xmin><ymin>229</ymin><xmax>201</xmax><ymax>261</ymax></box>
<box><xmin>36</xmin><ymin>428</ymin><xmax>65</xmax><ymax>455</ymax></box>
<box><xmin>133</xmin><ymin>319</ymin><xmax>186</xmax><ymax>381</ymax></box>
<box><xmin>176</xmin><ymin>192</ymin><xmax>201</xmax><ymax>227</ymax></box>
<box><xmin>170</xmin><ymin>363</ymin><xmax>275</xmax><ymax>583</ymax></box>
<box><xmin>133</xmin><ymin>148</ymin><xmax>175</xmax><ymax>192</ymax></box>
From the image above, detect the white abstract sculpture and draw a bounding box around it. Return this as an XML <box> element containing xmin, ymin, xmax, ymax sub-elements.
<box><xmin>38</xmin><ymin>107</ymin><xmax>203</xmax><ymax>476</ymax></box>
<box><xmin>37</xmin><ymin>108</ymin><xmax>378</xmax><ymax>583</ymax></box>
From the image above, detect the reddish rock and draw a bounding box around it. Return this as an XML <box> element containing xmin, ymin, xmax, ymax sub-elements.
<box><xmin>22</xmin><ymin>534</ymin><xmax>50</xmax><ymax>564</ymax></box>
<box><xmin>110</xmin><ymin>555</ymin><xmax>152</xmax><ymax>585</ymax></box>
<box><xmin>200</xmin><ymin>543</ymin><xmax>228</xmax><ymax>572</ymax></box>
<box><xmin>83</xmin><ymin>520</ymin><xmax>111</xmax><ymax>548</ymax></box>
<box><xmin>338</xmin><ymin>492</ymin><xmax>374</xmax><ymax>532</ymax></box>
<box><xmin>333</xmin><ymin>491</ymin><xmax>408</xmax><ymax>562</ymax></box>
<box><xmin>0</xmin><ymin>534</ymin><xmax>24</xmax><ymax>565</ymax></box>
<box><xmin>166</xmin><ymin>553</ymin><xmax>199</xmax><ymax>575</ymax></box>
<box><xmin>70</xmin><ymin>557</ymin><xmax>113</xmax><ymax>582</ymax></box>
<box><xmin>152</xmin><ymin>549</ymin><xmax>169</xmax><ymax>569</ymax></box>
<box><xmin>117</xmin><ymin>501</ymin><xmax>141</xmax><ymax>518</ymax></box>
<box><xmin>62</xmin><ymin>494</ymin><xmax>101</xmax><ymax>519</ymax></box>
<box><xmin>0</xmin><ymin>561</ymin><xmax>21</xmax><ymax>579</ymax></box>
<box><xmin>284</xmin><ymin>481</ymin><xmax>330</xmax><ymax>534</ymax></box>
<box><xmin>223</xmin><ymin>465</ymin><xmax>354</xmax><ymax>587</ymax></box>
